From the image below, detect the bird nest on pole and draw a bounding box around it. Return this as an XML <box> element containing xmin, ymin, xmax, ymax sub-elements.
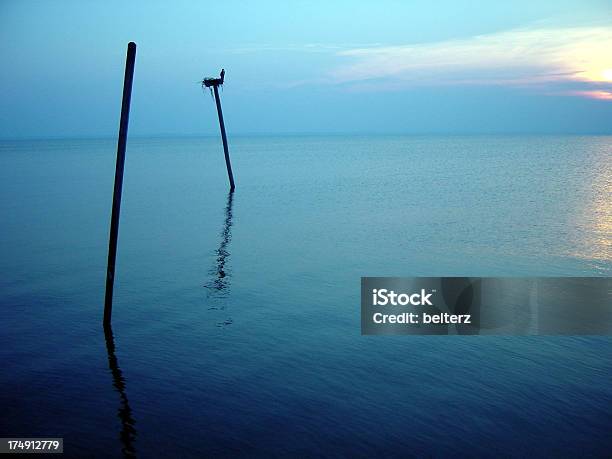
<box><xmin>202</xmin><ymin>69</ymin><xmax>225</xmax><ymax>96</ymax></box>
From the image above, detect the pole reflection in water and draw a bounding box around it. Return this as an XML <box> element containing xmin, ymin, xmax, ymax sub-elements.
<box><xmin>104</xmin><ymin>326</ymin><xmax>137</xmax><ymax>458</ymax></box>
<box><xmin>205</xmin><ymin>191</ymin><xmax>235</xmax><ymax>299</ymax></box>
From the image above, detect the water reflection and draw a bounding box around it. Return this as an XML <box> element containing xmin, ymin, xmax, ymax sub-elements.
<box><xmin>568</xmin><ymin>144</ymin><xmax>612</xmax><ymax>266</ymax></box>
<box><xmin>205</xmin><ymin>191</ymin><xmax>234</xmax><ymax>297</ymax></box>
<box><xmin>104</xmin><ymin>326</ymin><xmax>137</xmax><ymax>458</ymax></box>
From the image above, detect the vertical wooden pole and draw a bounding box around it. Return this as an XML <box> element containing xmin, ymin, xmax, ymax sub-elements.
<box><xmin>104</xmin><ymin>42</ymin><xmax>136</xmax><ymax>326</ymax></box>
<box><xmin>213</xmin><ymin>85</ymin><xmax>235</xmax><ymax>191</ymax></box>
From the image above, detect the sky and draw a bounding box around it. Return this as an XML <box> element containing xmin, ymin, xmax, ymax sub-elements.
<box><xmin>1</xmin><ymin>0</ymin><xmax>611</xmax><ymax>138</ymax></box>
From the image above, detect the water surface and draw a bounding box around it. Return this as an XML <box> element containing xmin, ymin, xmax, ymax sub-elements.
<box><xmin>0</xmin><ymin>135</ymin><xmax>610</xmax><ymax>457</ymax></box>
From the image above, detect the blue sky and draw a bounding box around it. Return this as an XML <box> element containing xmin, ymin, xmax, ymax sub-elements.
<box><xmin>1</xmin><ymin>0</ymin><xmax>611</xmax><ymax>138</ymax></box>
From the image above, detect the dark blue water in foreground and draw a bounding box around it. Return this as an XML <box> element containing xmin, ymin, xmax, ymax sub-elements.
<box><xmin>0</xmin><ymin>136</ymin><xmax>610</xmax><ymax>457</ymax></box>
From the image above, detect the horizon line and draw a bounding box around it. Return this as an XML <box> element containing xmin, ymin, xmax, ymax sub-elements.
<box><xmin>2</xmin><ymin>131</ymin><xmax>612</xmax><ymax>142</ymax></box>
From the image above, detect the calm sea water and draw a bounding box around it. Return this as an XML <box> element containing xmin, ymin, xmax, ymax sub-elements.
<box><xmin>0</xmin><ymin>135</ymin><xmax>610</xmax><ymax>457</ymax></box>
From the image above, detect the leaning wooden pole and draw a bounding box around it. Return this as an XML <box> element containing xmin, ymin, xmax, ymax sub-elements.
<box><xmin>213</xmin><ymin>85</ymin><xmax>235</xmax><ymax>190</ymax></box>
<box><xmin>203</xmin><ymin>69</ymin><xmax>235</xmax><ymax>191</ymax></box>
<box><xmin>104</xmin><ymin>42</ymin><xmax>136</xmax><ymax>327</ymax></box>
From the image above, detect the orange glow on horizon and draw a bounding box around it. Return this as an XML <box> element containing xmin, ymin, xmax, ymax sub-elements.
<box><xmin>571</xmin><ymin>90</ymin><xmax>612</xmax><ymax>100</ymax></box>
